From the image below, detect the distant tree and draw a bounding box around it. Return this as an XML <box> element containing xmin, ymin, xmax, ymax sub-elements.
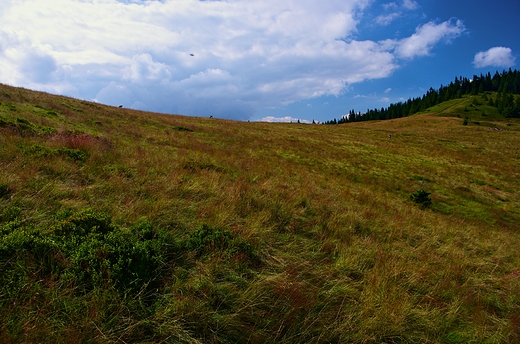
<box><xmin>492</xmin><ymin>71</ymin><xmax>501</xmax><ymax>90</ymax></box>
<box><xmin>324</xmin><ymin>69</ymin><xmax>520</xmax><ymax>124</ymax></box>
<box><xmin>497</xmin><ymin>93</ymin><xmax>518</xmax><ymax>117</ymax></box>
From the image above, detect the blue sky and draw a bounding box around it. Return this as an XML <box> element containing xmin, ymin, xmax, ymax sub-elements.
<box><xmin>0</xmin><ymin>0</ymin><xmax>518</xmax><ymax>123</ymax></box>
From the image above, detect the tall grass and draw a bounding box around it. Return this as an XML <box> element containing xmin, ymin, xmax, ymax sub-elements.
<box><xmin>1</xmin><ymin>84</ymin><xmax>520</xmax><ymax>342</ymax></box>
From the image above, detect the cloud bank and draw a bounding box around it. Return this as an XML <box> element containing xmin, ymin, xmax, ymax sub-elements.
<box><xmin>473</xmin><ymin>47</ymin><xmax>516</xmax><ymax>68</ymax></box>
<box><xmin>0</xmin><ymin>0</ymin><xmax>466</xmax><ymax>120</ymax></box>
<box><xmin>260</xmin><ymin>116</ymin><xmax>311</xmax><ymax>123</ymax></box>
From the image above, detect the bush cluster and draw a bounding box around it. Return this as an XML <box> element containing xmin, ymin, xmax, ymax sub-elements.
<box><xmin>22</xmin><ymin>144</ymin><xmax>88</xmax><ymax>162</ymax></box>
<box><xmin>0</xmin><ymin>209</ymin><xmax>178</xmax><ymax>294</ymax></box>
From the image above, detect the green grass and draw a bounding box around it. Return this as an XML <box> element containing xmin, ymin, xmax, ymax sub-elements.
<box><xmin>1</xmin><ymin>84</ymin><xmax>520</xmax><ymax>343</ymax></box>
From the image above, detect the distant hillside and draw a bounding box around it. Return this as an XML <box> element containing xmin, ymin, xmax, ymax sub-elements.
<box><xmin>325</xmin><ymin>69</ymin><xmax>520</xmax><ymax>124</ymax></box>
<box><xmin>1</xmin><ymin>83</ymin><xmax>520</xmax><ymax>343</ymax></box>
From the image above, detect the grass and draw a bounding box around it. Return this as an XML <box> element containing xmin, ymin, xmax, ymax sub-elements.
<box><xmin>1</xmin><ymin>84</ymin><xmax>520</xmax><ymax>343</ymax></box>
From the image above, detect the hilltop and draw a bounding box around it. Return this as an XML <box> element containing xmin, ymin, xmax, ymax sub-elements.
<box><xmin>325</xmin><ymin>69</ymin><xmax>520</xmax><ymax>124</ymax></box>
<box><xmin>1</xmin><ymin>83</ymin><xmax>520</xmax><ymax>343</ymax></box>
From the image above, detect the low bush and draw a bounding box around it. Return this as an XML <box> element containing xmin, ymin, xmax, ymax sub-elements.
<box><xmin>0</xmin><ymin>209</ymin><xmax>179</xmax><ymax>296</ymax></box>
<box><xmin>410</xmin><ymin>189</ymin><xmax>432</xmax><ymax>208</ymax></box>
<box><xmin>186</xmin><ymin>223</ymin><xmax>259</xmax><ymax>265</ymax></box>
<box><xmin>0</xmin><ymin>115</ymin><xmax>54</xmax><ymax>134</ymax></box>
<box><xmin>172</xmin><ymin>125</ymin><xmax>194</xmax><ymax>132</ymax></box>
<box><xmin>0</xmin><ymin>206</ymin><xmax>22</xmax><ymax>222</ymax></box>
<box><xmin>51</xmin><ymin>210</ymin><xmax>178</xmax><ymax>292</ymax></box>
<box><xmin>0</xmin><ymin>183</ymin><xmax>10</xmax><ymax>199</ymax></box>
<box><xmin>21</xmin><ymin>144</ymin><xmax>88</xmax><ymax>162</ymax></box>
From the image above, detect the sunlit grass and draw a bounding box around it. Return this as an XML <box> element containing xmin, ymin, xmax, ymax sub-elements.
<box><xmin>1</xmin><ymin>84</ymin><xmax>520</xmax><ymax>342</ymax></box>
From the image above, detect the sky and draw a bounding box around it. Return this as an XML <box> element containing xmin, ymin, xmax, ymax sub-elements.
<box><xmin>0</xmin><ymin>0</ymin><xmax>518</xmax><ymax>123</ymax></box>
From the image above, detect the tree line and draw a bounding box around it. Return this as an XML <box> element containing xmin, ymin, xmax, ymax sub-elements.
<box><xmin>324</xmin><ymin>69</ymin><xmax>520</xmax><ymax>124</ymax></box>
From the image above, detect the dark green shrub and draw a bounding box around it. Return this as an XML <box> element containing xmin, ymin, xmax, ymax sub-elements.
<box><xmin>57</xmin><ymin>147</ymin><xmax>88</xmax><ymax>161</ymax></box>
<box><xmin>22</xmin><ymin>144</ymin><xmax>55</xmax><ymax>157</ymax></box>
<box><xmin>410</xmin><ymin>189</ymin><xmax>432</xmax><ymax>208</ymax></box>
<box><xmin>21</xmin><ymin>144</ymin><xmax>87</xmax><ymax>161</ymax></box>
<box><xmin>186</xmin><ymin>223</ymin><xmax>234</xmax><ymax>256</ymax></box>
<box><xmin>186</xmin><ymin>223</ymin><xmax>258</xmax><ymax>264</ymax></box>
<box><xmin>0</xmin><ymin>116</ymin><xmax>9</xmax><ymax>127</ymax></box>
<box><xmin>52</xmin><ymin>210</ymin><xmax>178</xmax><ymax>292</ymax></box>
<box><xmin>52</xmin><ymin>208</ymin><xmax>114</xmax><ymax>239</ymax></box>
<box><xmin>1</xmin><ymin>205</ymin><xmax>22</xmax><ymax>222</ymax></box>
<box><xmin>172</xmin><ymin>125</ymin><xmax>193</xmax><ymax>132</ymax></box>
<box><xmin>0</xmin><ymin>209</ymin><xmax>178</xmax><ymax>297</ymax></box>
<box><xmin>0</xmin><ymin>183</ymin><xmax>10</xmax><ymax>199</ymax></box>
<box><xmin>0</xmin><ymin>221</ymin><xmax>62</xmax><ymax>291</ymax></box>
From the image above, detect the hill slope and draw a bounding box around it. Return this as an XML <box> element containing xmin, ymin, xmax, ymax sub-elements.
<box><xmin>1</xmin><ymin>84</ymin><xmax>520</xmax><ymax>343</ymax></box>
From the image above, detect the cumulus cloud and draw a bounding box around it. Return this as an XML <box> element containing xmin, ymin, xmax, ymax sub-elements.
<box><xmin>393</xmin><ymin>19</ymin><xmax>465</xmax><ymax>58</ymax></box>
<box><xmin>0</xmin><ymin>0</ymin><xmax>465</xmax><ymax>120</ymax></box>
<box><xmin>0</xmin><ymin>31</ymin><xmax>59</xmax><ymax>86</ymax></box>
<box><xmin>473</xmin><ymin>47</ymin><xmax>516</xmax><ymax>68</ymax></box>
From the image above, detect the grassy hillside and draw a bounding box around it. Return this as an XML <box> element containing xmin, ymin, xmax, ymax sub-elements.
<box><xmin>425</xmin><ymin>93</ymin><xmax>514</xmax><ymax>121</ymax></box>
<box><xmin>1</xmin><ymin>84</ymin><xmax>520</xmax><ymax>343</ymax></box>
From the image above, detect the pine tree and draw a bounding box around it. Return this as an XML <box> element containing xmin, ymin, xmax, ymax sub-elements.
<box><xmin>324</xmin><ymin>69</ymin><xmax>520</xmax><ymax>124</ymax></box>
<box><xmin>492</xmin><ymin>71</ymin><xmax>501</xmax><ymax>91</ymax></box>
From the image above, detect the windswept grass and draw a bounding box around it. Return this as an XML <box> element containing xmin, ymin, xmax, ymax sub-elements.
<box><xmin>1</xmin><ymin>84</ymin><xmax>520</xmax><ymax>343</ymax></box>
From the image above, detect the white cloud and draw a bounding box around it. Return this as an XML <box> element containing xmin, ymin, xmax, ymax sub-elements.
<box><xmin>376</xmin><ymin>13</ymin><xmax>401</xmax><ymax>26</ymax></box>
<box><xmin>123</xmin><ymin>54</ymin><xmax>172</xmax><ymax>83</ymax></box>
<box><xmin>384</xmin><ymin>88</ymin><xmax>392</xmax><ymax>93</ymax></box>
<box><xmin>473</xmin><ymin>47</ymin><xmax>516</xmax><ymax>68</ymax></box>
<box><xmin>402</xmin><ymin>0</ymin><xmax>419</xmax><ymax>10</ymax></box>
<box><xmin>382</xmin><ymin>2</ymin><xmax>399</xmax><ymax>11</ymax></box>
<box><xmin>259</xmin><ymin>116</ymin><xmax>310</xmax><ymax>123</ymax></box>
<box><xmin>377</xmin><ymin>0</ymin><xmax>419</xmax><ymax>26</ymax></box>
<box><xmin>0</xmin><ymin>0</ymin><xmax>465</xmax><ymax>120</ymax></box>
<box><xmin>393</xmin><ymin>19</ymin><xmax>465</xmax><ymax>58</ymax></box>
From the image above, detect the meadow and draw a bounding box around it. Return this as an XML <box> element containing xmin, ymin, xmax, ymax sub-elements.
<box><xmin>1</xmin><ymin>84</ymin><xmax>519</xmax><ymax>343</ymax></box>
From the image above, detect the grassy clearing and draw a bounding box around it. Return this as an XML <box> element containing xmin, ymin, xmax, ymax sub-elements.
<box><xmin>1</xmin><ymin>84</ymin><xmax>520</xmax><ymax>343</ymax></box>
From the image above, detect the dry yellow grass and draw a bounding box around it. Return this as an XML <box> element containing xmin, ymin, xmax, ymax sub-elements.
<box><xmin>1</xmin><ymin>84</ymin><xmax>520</xmax><ymax>343</ymax></box>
